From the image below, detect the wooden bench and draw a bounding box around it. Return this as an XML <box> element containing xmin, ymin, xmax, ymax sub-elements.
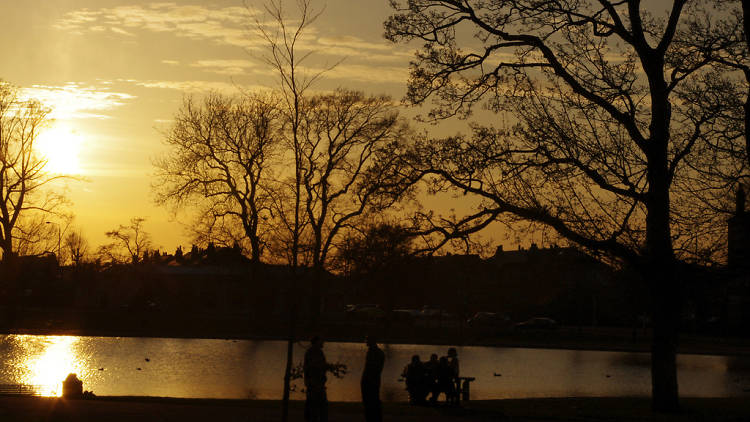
<box><xmin>0</xmin><ymin>384</ymin><xmax>43</xmax><ymax>396</ymax></box>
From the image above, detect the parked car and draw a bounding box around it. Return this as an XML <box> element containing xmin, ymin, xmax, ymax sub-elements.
<box><xmin>467</xmin><ymin>312</ymin><xmax>510</xmax><ymax>327</ymax></box>
<box><xmin>420</xmin><ymin>306</ymin><xmax>443</xmax><ymax>318</ymax></box>
<box><xmin>390</xmin><ymin>309</ymin><xmax>418</xmax><ymax>324</ymax></box>
<box><xmin>345</xmin><ymin>304</ymin><xmax>380</xmax><ymax>313</ymax></box>
<box><xmin>514</xmin><ymin>317</ymin><xmax>559</xmax><ymax>330</ymax></box>
<box><xmin>420</xmin><ymin>306</ymin><xmax>455</xmax><ymax>319</ymax></box>
<box><xmin>345</xmin><ymin>304</ymin><xmax>386</xmax><ymax>321</ymax></box>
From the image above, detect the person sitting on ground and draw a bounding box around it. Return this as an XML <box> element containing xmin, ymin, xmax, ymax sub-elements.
<box><xmin>402</xmin><ymin>355</ymin><xmax>427</xmax><ymax>404</ymax></box>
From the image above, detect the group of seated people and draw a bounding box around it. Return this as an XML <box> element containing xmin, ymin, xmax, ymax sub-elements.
<box><xmin>401</xmin><ymin>347</ymin><xmax>461</xmax><ymax>406</ymax></box>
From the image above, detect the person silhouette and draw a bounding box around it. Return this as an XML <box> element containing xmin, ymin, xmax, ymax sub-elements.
<box><xmin>446</xmin><ymin>347</ymin><xmax>460</xmax><ymax>405</ymax></box>
<box><xmin>424</xmin><ymin>353</ymin><xmax>440</xmax><ymax>404</ymax></box>
<box><xmin>304</xmin><ymin>336</ymin><xmax>330</xmax><ymax>422</ymax></box>
<box><xmin>361</xmin><ymin>335</ymin><xmax>385</xmax><ymax>422</ymax></box>
<box><xmin>436</xmin><ymin>356</ymin><xmax>458</xmax><ymax>405</ymax></box>
<box><xmin>402</xmin><ymin>354</ymin><xmax>427</xmax><ymax>404</ymax></box>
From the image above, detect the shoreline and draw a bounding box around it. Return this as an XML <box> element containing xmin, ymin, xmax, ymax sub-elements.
<box><xmin>3</xmin><ymin>326</ymin><xmax>750</xmax><ymax>356</ymax></box>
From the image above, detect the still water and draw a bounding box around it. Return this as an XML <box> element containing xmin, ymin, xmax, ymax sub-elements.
<box><xmin>1</xmin><ymin>335</ymin><xmax>748</xmax><ymax>400</ymax></box>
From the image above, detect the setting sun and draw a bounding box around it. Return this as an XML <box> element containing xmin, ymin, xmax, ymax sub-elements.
<box><xmin>35</xmin><ymin>124</ymin><xmax>85</xmax><ymax>175</ymax></box>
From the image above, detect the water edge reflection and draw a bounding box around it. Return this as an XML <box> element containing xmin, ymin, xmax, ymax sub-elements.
<box><xmin>0</xmin><ymin>335</ymin><xmax>747</xmax><ymax>401</ymax></box>
<box><xmin>10</xmin><ymin>336</ymin><xmax>87</xmax><ymax>396</ymax></box>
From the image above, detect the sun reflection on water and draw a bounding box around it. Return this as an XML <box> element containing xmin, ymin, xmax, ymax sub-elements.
<box><xmin>18</xmin><ymin>336</ymin><xmax>84</xmax><ymax>397</ymax></box>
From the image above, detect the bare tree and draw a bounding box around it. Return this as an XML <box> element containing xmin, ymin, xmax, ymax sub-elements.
<box><xmin>10</xmin><ymin>214</ymin><xmax>69</xmax><ymax>260</ymax></box>
<box><xmin>0</xmin><ymin>81</ymin><xmax>66</xmax><ymax>263</ymax></box>
<box><xmin>251</xmin><ymin>1</ymin><xmax>326</xmax><ymax>419</ymax></box>
<box><xmin>698</xmin><ymin>0</ymin><xmax>750</xmax><ymax>170</ymax></box>
<box><xmin>667</xmin><ymin>1</ymin><xmax>749</xmax><ymax>260</ymax></box>
<box><xmin>98</xmin><ymin>217</ymin><xmax>152</xmax><ymax>265</ymax></box>
<box><xmin>385</xmin><ymin>0</ymin><xmax>746</xmax><ymax>411</ymax></box>
<box><xmin>294</xmin><ymin>89</ymin><xmax>415</xmax><ymax>316</ymax></box>
<box><xmin>155</xmin><ymin>92</ymin><xmax>281</xmax><ymax>263</ymax></box>
<box><xmin>64</xmin><ymin>229</ymin><xmax>89</xmax><ymax>267</ymax></box>
<box><xmin>337</xmin><ymin>222</ymin><xmax>414</xmax><ymax>277</ymax></box>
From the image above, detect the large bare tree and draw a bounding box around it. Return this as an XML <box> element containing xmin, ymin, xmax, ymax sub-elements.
<box><xmin>154</xmin><ymin>92</ymin><xmax>282</xmax><ymax>263</ymax></box>
<box><xmin>251</xmin><ymin>1</ymin><xmax>326</xmax><ymax>419</ymax></box>
<box><xmin>0</xmin><ymin>80</ymin><xmax>65</xmax><ymax>264</ymax></box>
<box><xmin>254</xmin><ymin>0</ymin><xmax>332</xmax><ymax>272</ymax></box>
<box><xmin>385</xmin><ymin>0</ymin><xmax>747</xmax><ymax>411</ymax></box>
<box><xmin>297</xmin><ymin>89</ymin><xmax>414</xmax><ymax>312</ymax></box>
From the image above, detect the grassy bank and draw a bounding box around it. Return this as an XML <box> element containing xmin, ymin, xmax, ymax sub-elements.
<box><xmin>1</xmin><ymin>396</ymin><xmax>749</xmax><ymax>422</ymax></box>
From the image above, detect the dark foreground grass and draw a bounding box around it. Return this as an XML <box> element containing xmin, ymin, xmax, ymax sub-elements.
<box><xmin>1</xmin><ymin>396</ymin><xmax>749</xmax><ymax>422</ymax></box>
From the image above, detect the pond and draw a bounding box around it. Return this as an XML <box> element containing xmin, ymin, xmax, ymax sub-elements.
<box><xmin>0</xmin><ymin>335</ymin><xmax>748</xmax><ymax>401</ymax></box>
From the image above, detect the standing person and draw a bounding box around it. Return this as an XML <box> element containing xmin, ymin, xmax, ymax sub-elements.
<box><xmin>446</xmin><ymin>347</ymin><xmax>460</xmax><ymax>405</ymax></box>
<box><xmin>361</xmin><ymin>335</ymin><xmax>385</xmax><ymax>422</ymax></box>
<box><xmin>304</xmin><ymin>336</ymin><xmax>330</xmax><ymax>422</ymax></box>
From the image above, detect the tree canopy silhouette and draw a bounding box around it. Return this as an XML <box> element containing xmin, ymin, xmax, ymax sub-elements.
<box><xmin>0</xmin><ymin>80</ymin><xmax>67</xmax><ymax>264</ymax></box>
<box><xmin>297</xmin><ymin>90</ymin><xmax>413</xmax><ymax>270</ymax></box>
<box><xmin>155</xmin><ymin>92</ymin><xmax>282</xmax><ymax>263</ymax></box>
<box><xmin>98</xmin><ymin>217</ymin><xmax>152</xmax><ymax>265</ymax></box>
<box><xmin>385</xmin><ymin>0</ymin><xmax>748</xmax><ymax>411</ymax></box>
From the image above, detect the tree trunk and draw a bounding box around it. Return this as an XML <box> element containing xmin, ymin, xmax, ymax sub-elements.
<box><xmin>744</xmin><ymin>82</ymin><xmax>750</xmax><ymax>170</ymax></box>
<box><xmin>249</xmin><ymin>235</ymin><xmax>261</xmax><ymax>264</ymax></box>
<box><xmin>309</xmin><ymin>232</ymin><xmax>324</xmax><ymax>326</ymax></box>
<box><xmin>281</xmin><ymin>293</ymin><xmax>297</xmax><ymax>422</ymax></box>
<box><xmin>645</xmin><ymin>142</ymin><xmax>681</xmax><ymax>412</ymax></box>
<box><xmin>648</xmin><ymin>260</ymin><xmax>680</xmax><ymax>412</ymax></box>
<box><xmin>743</xmin><ymin>2</ymin><xmax>750</xmax><ymax>169</ymax></box>
<box><xmin>310</xmin><ymin>267</ymin><xmax>322</xmax><ymax>327</ymax></box>
<box><xmin>640</xmin><ymin>52</ymin><xmax>681</xmax><ymax>411</ymax></box>
<box><xmin>0</xmin><ymin>233</ymin><xmax>12</xmax><ymax>264</ymax></box>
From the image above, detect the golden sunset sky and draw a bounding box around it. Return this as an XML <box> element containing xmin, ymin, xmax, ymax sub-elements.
<box><xmin>1</xmin><ymin>0</ymin><xmax>417</xmax><ymax>252</ymax></box>
<box><xmin>2</xmin><ymin>0</ymin><xmax>683</xmax><ymax>255</ymax></box>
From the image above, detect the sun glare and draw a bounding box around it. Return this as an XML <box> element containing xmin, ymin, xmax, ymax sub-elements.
<box><xmin>35</xmin><ymin>124</ymin><xmax>85</xmax><ymax>175</ymax></box>
<box><xmin>21</xmin><ymin>336</ymin><xmax>83</xmax><ymax>397</ymax></box>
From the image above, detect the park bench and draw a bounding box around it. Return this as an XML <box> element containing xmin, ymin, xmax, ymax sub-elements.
<box><xmin>0</xmin><ymin>384</ymin><xmax>43</xmax><ymax>396</ymax></box>
<box><xmin>456</xmin><ymin>376</ymin><xmax>476</xmax><ymax>401</ymax></box>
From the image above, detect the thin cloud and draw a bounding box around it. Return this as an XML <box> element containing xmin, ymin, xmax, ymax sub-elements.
<box><xmin>53</xmin><ymin>9</ymin><xmax>100</xmax><ymax>30</ymax></box>
<box><xmin>162</xmin><ymin>60</ymin><xmax>180</xmax><ymax>66</ymax></box>
<box><xmin>111</xmin><ymin>27</ymin><xmax>135</xmax><ymax>36</ymax></box>
<box><xmin>317</xmin><ymin>35</ymin><xmax>392</xmax><ymax>52</ymax></box>
<box><xmin>55</xmin><ymin>4</ymin><xmax>412</xmax><ymax>64</ymax></box>
<box><xmin>21</xmin><ymin>83</ymin><xmax>136</xmax><ymax>120</ymax></box>
<box><xmin>191</xmin><ymin>59</ymin><xmax>255</xmax><ymax>75</ymax></box>
<box><xmin>296</xmin><ymin>64</ymin><xmax>409</xmax><ymax>84</ymax></box>
<box><xmin>55</xmin><ymin>4</ymin><xmax>260</xmax><ymax>48</ymax></box>
<box><xmin>132</xmin><ymin>79</ymin><xmax>268</xmax><ymax>94</ymax></box>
